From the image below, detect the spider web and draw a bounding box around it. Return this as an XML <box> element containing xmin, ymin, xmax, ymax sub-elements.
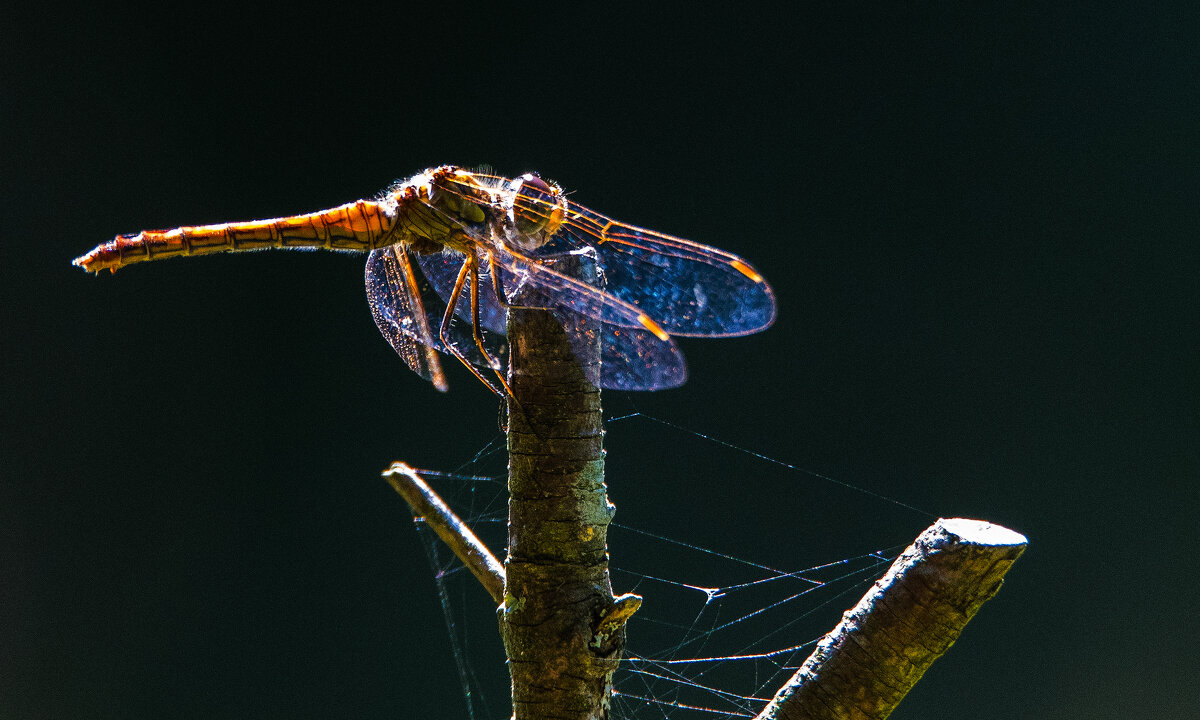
<box><xmin>403</xmin><ymin>410</ymin><xmax>928</xmax><ymax>719</ymax></box>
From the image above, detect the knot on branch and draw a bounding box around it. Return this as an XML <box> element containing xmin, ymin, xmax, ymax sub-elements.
<box><xmin>592</xmin><ymin>593</ymin><xmax>643</xmax><ymax>655</ymax></box>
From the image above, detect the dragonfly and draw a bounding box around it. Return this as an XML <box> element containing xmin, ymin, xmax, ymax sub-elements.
<box><xmin>74</xmin><ymin>166</ymin><xmax>776</xmax><ymax>393</ymax></box>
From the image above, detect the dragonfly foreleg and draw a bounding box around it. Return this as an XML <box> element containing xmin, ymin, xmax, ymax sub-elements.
<box><xmin>440</xmin><ymin>253</ymin><xmax>511</xmax><ymax>397</ymax></box>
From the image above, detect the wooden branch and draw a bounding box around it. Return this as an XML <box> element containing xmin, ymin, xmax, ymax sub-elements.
<box><xmin>500</xmin><ymin>254</ymin><xmax>636</xmax><ymax>720</ymax></box>
<box><xmin>382</xmin><ymin>461</ymin><xmax>506</xmax><ymax>605</ymax></box>
<box><xmin>757</xmin><ymin>518</ymin><xmax>1027</xmax><ymax>720</ymax></box>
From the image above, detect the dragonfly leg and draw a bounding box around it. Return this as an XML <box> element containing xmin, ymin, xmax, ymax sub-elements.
<box><xmin>485</xmin><ymin>248</ymin><xmax>544</xmax><ymax>314</ymax></box>
<box><xmin>468</xmin><ymin>256</ymin><xmax>516</xmax><ymax>396</ymax></box>
<box><xmin>440</xmin><ymin>254</ymin><xmax>510</xmax><ymax>397</ymax></box>
<box><xmin>393</xmin><ymin>248</ymin><xmax>450</xmax><ymax>392</ymax></box>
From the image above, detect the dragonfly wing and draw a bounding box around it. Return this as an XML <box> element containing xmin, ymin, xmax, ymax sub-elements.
<box><xmin>365</xmin><ymin>246</ymin><xmax>505</xmax><ymax>389</ymax></box>
<box><xmin>416</xmin><ymin>251</ymin><xmax>509</xmax><ymax>334</ymax></box>
<box><xmin>595</xmin><ymin>323</ymin><xmax>687</xmax><ymax>390</ymax></box>
<box><xmin>559</xmin><ymin>203</ymin><xmax>777</xmax><ymax>337</ymax></box>
<box><xmin>497</xmin><ymin>242</ymin><xmax>670</xmax><ymax>335</ymax></box>
<box><xmin>418</xmin><ymin>247</ymin><xmax>687</xmax><ymax>390</ymax></box>
<box><xmin>365</xmin><ymin>246</ymin><xmax>443</xmax><ymax>387</ymax></box>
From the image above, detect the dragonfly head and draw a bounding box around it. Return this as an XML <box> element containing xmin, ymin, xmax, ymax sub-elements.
<box><xmin>509</xmin><ymin>173</ymin><xmax>566</xmax><ymax>249</ymax></box>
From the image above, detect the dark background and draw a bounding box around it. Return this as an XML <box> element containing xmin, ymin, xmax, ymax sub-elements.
<box><xmin>3</xmin><ymin>3</ymin><xmax>1196</xmax><ymax>718</ymax></box>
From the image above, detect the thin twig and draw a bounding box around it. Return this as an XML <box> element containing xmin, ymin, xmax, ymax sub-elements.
<box><xmin>383</xmin><ymin>461</ymin><xmax>506</xmax><ymax>605</ymax></box>
<box><xmin>757</xmin><ymin>518</ymin><xmax>1028</xmax><ymax>720</ymax></box>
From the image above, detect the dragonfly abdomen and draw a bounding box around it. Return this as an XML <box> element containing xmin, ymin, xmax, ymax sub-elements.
<box><xmin>73</xmin><ymin>199</ymin><xmax>398</xmax><ymax>273</ymax></box>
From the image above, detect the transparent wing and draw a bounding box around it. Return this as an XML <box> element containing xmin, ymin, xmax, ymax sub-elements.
<box><xmin>365</xmin><ymin>246</ymin><xmax>506</xmax><ymax>390</ymax></box>
<box><xmin>555</xmin><ymin>201</ymin><xmax>777</xmax><ymax>337</ymax></box>
<box><xmin>593</xmin><ymin>323</ymin><xmax>687</xmax><ymax>390</ymax></box>
<box><xmin>365</xmin><ymin>246</ymin><xmax>442</xmax><ymax>386</ymax></box>
<box><xmin>416</xmin><ymin>250</ymin><xmax>687</xmax><ymax>390</ymax></box>
<box><xmin>366</xmin><ymin>170</ymin><xmax>774</xmax><ymax>391</ymax></box>
<box><xmin>416</xmin><ymin>250</ymin><xmax>509</xmax><ymax>334</ymax></box>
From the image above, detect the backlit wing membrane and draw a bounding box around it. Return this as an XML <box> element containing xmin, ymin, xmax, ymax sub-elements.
<box><xmin>555</xmin><ymin>203</ymin><xmax>776</xmax><ymax>337</ymax></box>
<box><xmin>415</xmin><ymin>250</ymin><xmax>687</xmax><ymax>390</ymax></box>
<box><xmin>364</xmin><ymin>246</ymin><xmax>442</xmax><ymax>385</ymax></box>
<box><xmin>366</xmin><ymin>247</ymin><xmax>505</xmax><ymax>391</ymax></box>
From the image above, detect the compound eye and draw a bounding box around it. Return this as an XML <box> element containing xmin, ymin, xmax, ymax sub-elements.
<box><xmin>513</xmin><ymin>173</ymin><xmax>565</xmax><ymax>239</ymax></box>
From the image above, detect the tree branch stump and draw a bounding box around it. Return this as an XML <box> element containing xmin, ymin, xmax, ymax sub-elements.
<box><xmin>501</xmin><ymin>274</ymin><xmax>634</xmax><ymax>719</ymax></box>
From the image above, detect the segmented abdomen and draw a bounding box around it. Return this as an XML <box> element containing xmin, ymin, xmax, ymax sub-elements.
<box><xmin>73</xmin><ymin>198</ymin><xmax>396</xmax><ymax>273</ymax></box>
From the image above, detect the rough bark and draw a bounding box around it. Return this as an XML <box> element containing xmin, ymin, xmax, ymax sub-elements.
<box><xmin>756</xmin><ymin>518</ymin><xmax>1027</xmax><ymax>720</ymax></box>
<box><xmin>500</xmin><ymin>285</ymin><xmax>632</xmax><ymax>720</ymax></box>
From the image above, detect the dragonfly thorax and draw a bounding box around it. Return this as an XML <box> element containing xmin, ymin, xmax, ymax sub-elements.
<box><xmin>412</xmin><ymin>166</ymin><xmax>567</xmax><ymax>253</ymax></box>
<box><xmin>391</xmin><ymin>166</ymin><xmax>498</xmax><ymax>254</ymax></box>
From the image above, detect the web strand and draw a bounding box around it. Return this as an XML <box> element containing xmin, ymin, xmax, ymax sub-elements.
<box><xmin>404</xmin><ymin>413</ymin><xmax>923</xmax><ymax>719</ymax></box>
<box><xmin>608</xmin><ymin>410</ymin><xmax>935</xmax><ymax>517</ymax></box>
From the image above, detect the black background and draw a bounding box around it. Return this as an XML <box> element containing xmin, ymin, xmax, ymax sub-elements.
<box><xmin>4</xmin><ymin>3</ymin><xmax>1197</xmax><ymax>718</ymax></box>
